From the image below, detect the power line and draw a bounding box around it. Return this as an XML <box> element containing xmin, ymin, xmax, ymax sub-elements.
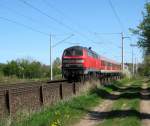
<box><xmin>108</xmin><ymin>0</ymin><xmax>124</xmax><ymax>32</ymax></box>
<box><xmin>0</xmin><ymin>3</ymin><xmax>58</xmax><ymax>31</ymax></box>
<box><xmin>0</xmin><ymin>3</ymin><xmax>74</xmax><ymax>37</ymax></box>
<box><xmin>18</xmin><ymin>0</ymin><xmax>94</xmax><ymax>43</ymax></box>
<box><xmin>41</xmin><ymin>0</ymin><xmax>94</xmax><ymax>34</ymax></box>
<box><xmin>0</xmin><ymin>16</ymin><xmax>73</xmax><ymax>37</ymax></box>
<box><xmin>52</xmin><ymin>34</ymin><xmax>74</xmax><ymax>48</ymax></box>
<box><xmin>0</xmin><ymin>16</ymin><xmax>49</xmax><ymax>36</ymax></box>
<box><xmin>18</xmin><ymin>0</ymin><xmax>72</xmax><ymax>30</ymax></box>
<box><xmin>94</xmin><ymin>32</ymin><xmax>121</xmax><ymax>35</ymax></box>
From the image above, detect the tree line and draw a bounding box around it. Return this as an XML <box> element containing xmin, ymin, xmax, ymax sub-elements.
<box><xmin>0</xmin><ymin>57</ymin><xmax>61</xmax><ymax>79</ymax></box>
<box><xmin>131</xmin><ymin>2</ymin><xmax>150</xmax><ymax>76</ymax></box>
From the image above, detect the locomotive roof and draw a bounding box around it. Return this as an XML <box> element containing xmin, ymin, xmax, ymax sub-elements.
<box><xmin>64</xmin><ymin>46</ymin><xmax>120</xmax><ymax>65</ymax></box>
<box><xmin>64</xmin><ymin>46</ymin><xmax>86</xmax><ymax>50</ymax></box>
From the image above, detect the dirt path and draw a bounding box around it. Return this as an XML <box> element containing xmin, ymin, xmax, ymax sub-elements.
<box><xmin>73</xmin><ymin>100</ymin><xmax>113</xmax><ymax>126</ymax></box>
<box><xmin>140</xmin><ymin>83</ymin><xmax>150</xmax><ymax>126</ymax></box>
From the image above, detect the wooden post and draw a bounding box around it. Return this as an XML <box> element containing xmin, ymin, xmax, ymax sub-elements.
<box><xmin>39</xmin><ymin>86</ymin><xmax>44</xmax><ymax>105</ymax></box>
<box><xmin>73</xmin><ymin>82</ymin><xmax>76</xmax><ymax>94</ymax></box>
<box><xmin>60</xmin><ymin>84</ymin><xmax>63</xmax><ymax>99</ymax></box>
<box><xmin>5</xmin><ymin>90</ymin><xmax>11</xmax><ymax>116</ymax></box>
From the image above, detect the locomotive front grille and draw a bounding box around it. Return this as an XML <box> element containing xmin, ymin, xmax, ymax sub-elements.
<box><xmin>63</xmin><ymin>63</ymin><xmax>83</xmax><ymax>68</ymax></box>
<box><xmin>63</xmin><ymin>59</ymin><xmax>84</xmax><ymax>64</ymax></box>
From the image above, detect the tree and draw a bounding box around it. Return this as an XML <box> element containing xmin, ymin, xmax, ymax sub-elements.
<box><xmin>131</xmin><ymin>3</ymin><xmax>150</xmax><ymax>76</ymax></box>
<box><xmin>3</xmin><ymin>60</ymin><xmax>19</xmax><ymax>77</ymax></box>
<box><xmin>3</xmin><ymin>58</ymin><xmax>51</xmax><ymax>79</ymax></box>
<box><xmin>0</xmin><ymin>63</ymin><xmax>5</xmax><ymax>77</ymax></box>
<box><xmin>53</xmin><ymin>57</ymin><xmax>61</xmax><ymax>77</ymax></box>
<box><xmin>131</xmin><ymin>3</ymin><xmax>150</xmax><ymax>55</ymax></box>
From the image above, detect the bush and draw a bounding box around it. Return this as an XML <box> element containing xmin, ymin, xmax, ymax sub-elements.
<box><xmin>2</xmin><ymin>58</ymin><xmax>62</xmax><ymax>79</ymax></box>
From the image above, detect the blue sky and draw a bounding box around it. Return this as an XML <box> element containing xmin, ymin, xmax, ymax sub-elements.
<box><xmin>0</xmin><ymin>0</ymin><xmax>145</xmax><ymax>65</ymax></box>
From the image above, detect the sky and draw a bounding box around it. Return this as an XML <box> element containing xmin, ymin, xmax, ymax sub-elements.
<box><xmin>0</xmin><ymin>0</ymin><xmax>146</xmax><ymax>65</ymax></box>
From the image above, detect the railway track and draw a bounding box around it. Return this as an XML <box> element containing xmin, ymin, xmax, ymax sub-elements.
<box><xmin>0</xmin><ymin>79</ymin><xmax>67</xmax><ymax>90</ymax></box>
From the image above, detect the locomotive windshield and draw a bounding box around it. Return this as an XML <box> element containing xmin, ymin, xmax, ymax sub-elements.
<box><xmin>63</xmin><ymin>47</ymin><xmax>83</xmax><ymax>56</ymax></box>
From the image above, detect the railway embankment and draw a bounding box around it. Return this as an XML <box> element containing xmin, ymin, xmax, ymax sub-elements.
<box><xmin>0</xmin><ymin>78</ymin><xmax>125</xmax><ymax>126</ymax></box>
<box><xmin>1</xmin><ymin>77</ymin><xmax>147</xmax><ymax>126</ymax></box>
<box><xmin>0</xmin><ymin>80</ymin><xmax>103</xmax><ymax>126</ymax></box>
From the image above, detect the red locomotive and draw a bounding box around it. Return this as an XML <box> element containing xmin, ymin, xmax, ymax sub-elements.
<box><xmin>62</xmin><ymin>46</ymin><xmax>121</xmax><ymax>80</ymax></box>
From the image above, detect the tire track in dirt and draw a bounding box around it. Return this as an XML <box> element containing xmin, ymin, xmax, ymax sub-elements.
<box><xmin>140</xmin><ymin>83</ymin><xmax>150</xmax><ymax>126</ymax></box>
<box><xmin>73</xmin><ymin>99</ymin><xmax>113</xmax><ymax>126</ymax></box>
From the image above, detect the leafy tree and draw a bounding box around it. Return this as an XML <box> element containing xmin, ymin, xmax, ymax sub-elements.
<box><xmin>131</xmin><ymin>3</ymin><xmax>150</xmax><ymax>76</ymax></box>
<box><xmin>2</xmin><ymin>58</ymin><xmax>62</xmax><ymax>79</ymax></box>
<box><xmin>131</xmin><ymin>3</ymin><xmax>150</xmax><ymax>55</ymax></box>
<box><xmin>0</xmin><ymin>63</ymin><xmax>5</xmax><ymax>77</ymax></box>
<box><xmin>53</xmin><ymin>57</ymin><xmax>61</xmax><ymax>77</ymax></box>
<box><xmin>3</xmin><ymin>60</ymin><xmax>19</xmax><ymax>77</ymax></box>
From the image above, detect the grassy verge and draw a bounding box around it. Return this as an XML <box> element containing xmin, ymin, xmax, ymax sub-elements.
<box><xmin>113</xmin><ymin>77</ymin><xmax>143</xmax><ymax>87</ymax></box>
<box><xmin>8</xmin><ymin>90</ymin><xmax>102</xmax><ymax>126</ymax></box>
<box><xmin>97</xmin><ymin>98</ymin><xmax>140</xmax><ymax>126</ymax></box>
<box><xmin>97</xmin><ymin>78</ymin><xmax>141</xmax><ymax>126</ymax></box>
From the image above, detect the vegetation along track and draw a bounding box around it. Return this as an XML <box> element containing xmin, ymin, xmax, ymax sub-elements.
<box><xmin>2</xmin><ymin>77</ymin><xmax>150</xmax><ymax>126</ymax></box>
<box><xmin>72</xmin><ymin>78</ymin><xmax>150</xmax><ymax>126</ymax></box>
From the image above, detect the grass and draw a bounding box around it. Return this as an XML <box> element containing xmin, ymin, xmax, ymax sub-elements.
<box><xmin>97</xmin><ymin>77</ymin><xmax>141</xmax><ymax>126</ymax></box>
<box><xmin>113</xmin><ymin>77</ymin><xmax>144</xmax><ymax>88</ymax></box>
<box><xmin>97</xmin><ymin>98</ymin><xmax>140</xmax><ymax>126</ymax></box>
<box><xmin>8</xmin><ymin>90</ymin><xmax>102</xmax><ymax>126</ymax></box>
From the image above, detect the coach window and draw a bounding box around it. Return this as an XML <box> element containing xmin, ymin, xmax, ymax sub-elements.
<box><xmin>91</xmin><ymin>52</ymin><xmax>95</xmax><ymax>58</ymax></box>
<box><xmin>95</xmin><ymin>54</ymin><xmax>98</xmax><ymax>59</ymax></box>
<box><xmin>93</xmin><ymin>53</ymin><xmax>96</xmax><ymax>58</ymax></box>
<box><xmin>103</xmin><ymin>61</ymin><xmax>106</xmax><ymax>66</ymax></box>
<box><xmin>88</xmin><ymin>50</ymin><xmax>93</xmax><ymax>57</ymax></box>
<box><xmin>101</xmin><ymin>61</ymin><xmax>104</xmax><ymax>66</ymax></box>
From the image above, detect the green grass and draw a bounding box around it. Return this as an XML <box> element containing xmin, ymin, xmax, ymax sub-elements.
<box><xmin>112</xmin><ymin>77</ymin><xmax>144</xmax><ymax>88</ymax></box>
<box><xmin>97</xmin><ymin>77</ymin><xmax>141</xmax><ymax>126</ymax></box>
<box><xmin>97</xmin><ymin>98</ymin><xmax>140</xmax><ymax>126</ymax></box>
<box><xmin>9</xmin><ymin>91</ymin><xmax>102</xmax><ymax>126</ymax></box>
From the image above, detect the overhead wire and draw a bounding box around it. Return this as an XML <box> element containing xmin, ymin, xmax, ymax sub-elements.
<box><xmin>41</xmin><ymin>0</ymin><xmax>94</xmax><ymax>34</ymax></box>
<box><xmin>52</xmin><ymin>34</ymin><xmax>74</xmax><ymax>48</ymax></box>
<box><xmin>18</xmin><ymin>0</ymin><xmax>95</xmax><ymax>44</ymax></box>
<box><xmin>108</xmin><ymin>0</ymin><xmax>125</xmax><ymax>32</ymax></box>
<box><xmin>0</xmin><ymin>16</ymin><xmax>49</xmax><ymax>36</ymax></box>
<box><xmin>0</xmin><ymin>3</ymin><xmax>58</xmax><ymax>31</ymax></box>
<box><xmin>0</xmin><ymin>2</ymin><xmax>75</xmax><ymax>37</ymax></box>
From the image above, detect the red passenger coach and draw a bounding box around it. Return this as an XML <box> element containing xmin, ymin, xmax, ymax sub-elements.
<box><xmin>62</xmin><ymin>46</ymin><xmax>121</xmax><ymax>80</ymax></box>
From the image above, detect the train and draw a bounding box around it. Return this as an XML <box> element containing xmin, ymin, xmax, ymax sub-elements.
<box><xmin>62</xmin><ymin>46</ymin><xmax>121</xmax><ymax>80</ymax></box>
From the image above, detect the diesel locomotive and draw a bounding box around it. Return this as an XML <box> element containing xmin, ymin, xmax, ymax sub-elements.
<box><xmin>62</xmin><ymin>46</ymin><xmax>121</xmax><ymax>80</ymax></box>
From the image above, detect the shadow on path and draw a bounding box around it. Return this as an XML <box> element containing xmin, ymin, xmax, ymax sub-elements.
<box><xmin>90</xmin><ymin>85</ymin><xmax>150</xmax><ymax>100</ymax></box>
<box><xmin>73</xmin><ymin>83</ymin><xmax>150</xmax><ymax>122</ymax></box>
<box><xmin>71</xmin><ymin>106</ymin><xmax>150</xmax><ymax>121</ymax></box>
<box><xmin>104</xmin><ymin>84</ymin><xmax>150</xmax><ymax>93</ymax></box>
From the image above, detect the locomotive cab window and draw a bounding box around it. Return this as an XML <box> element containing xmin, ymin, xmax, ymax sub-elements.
<box><xmin>63</xmin><ymin>47</ymin><xmax>83</xmax><ymax>56</ymax></box>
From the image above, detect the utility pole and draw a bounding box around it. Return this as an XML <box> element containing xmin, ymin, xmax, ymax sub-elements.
<box><xmin>131</xmin><ymin>46</ymin><xmax>134</xmax><ymax>75</ymax></box>
<box><xmin>121</xmin><ymin>33</ymin><xmax>130</xmax><ymax>71</ymax></box>
<box><xmin>49</xmin><ymin>34</ymin><xmax>74</xmax><ymax>80</ymax></box>
<box><xmin>136</xmin><ymin>58</ymin><xmax>138</xmax><ymax>74</ymax></box>
<box><xmin>121</xmin><ymin>32</ymin><xmax>124</xmax><ymax>71</ymax></box>
<box><xmin>50</xmin><ymin>34</ymin><xmax>53</xmax><ymax>80</ymax></box>
<box><xmin>130</xmin><ymin>44</ymin><xmax>138</xmax><ymax>76</ymax></box>
<box><xmin>135</xmin><ymin>57</ymin><xmax>137</xmax><ymax>74</ymax></box>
